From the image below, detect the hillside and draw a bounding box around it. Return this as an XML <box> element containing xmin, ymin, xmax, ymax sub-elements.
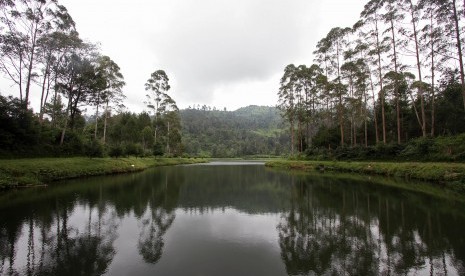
<box><xmin>180</xmin><ymin>105</ymin><xmax>289</xmax><ymax>157</ymax></box>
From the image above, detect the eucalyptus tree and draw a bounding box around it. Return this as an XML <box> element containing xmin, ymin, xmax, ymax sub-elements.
<box><xmin>145</xmin><ymin>70</ymin><xmax>172</xmax><ymax>144</ymax></box>
<box><xmin>305</xmin><ymin>64</ymin><xmax>327</xmax><ymax>146</ymax></box>
<box><xmin>37</xmin><ymin>31</ymin><xmax>81</xmax><ymax>123</ymax></box>
<box><xmin>419</xmin><ymin>0</ymin><xmax>464</xmax><ymax>109</ymax></box>
<box><xmin>382</xmin><ymin>0</ymin><xmax>407</xmax><ymax>142</ymax></box>
<box><xmin>55</xmin><ymin>48</ymin><xmax>105</xmax><ymax>145</ymax></box>
<box><xmin>450</xmin><ymin>0</ymin><xmax>465</xmax><ymax>109</ymax></box>
<box><xmin>0</xmin><ymin>0</ymin><xmax>74</xmax><ymax>108</ymax></box>
<box><xmin>93</xmin><ymin>55</ymin><xmax>125</xmax><ymax>142</ymax></box>
<box><xmin>278</xmin><ymin>64</ymin><xmax>298</xmax><ymax>154</ymax></box>
<box><xmin>397</xmin><ymin>0</ymin><xmax>430</xmax><ymax>137</ymax></box>
<box><xmin>418</xmin><ymin>0</ymin><xmax>449</xmax><ymax>136</ymax></box>
<box><xmin>315</xmin><ymin>27</ymin><xmax>351</xmax><ymax>146</ymax></box>
<box><xmin>360</xmin><ymin>0</ymin><xmax>390</xmax><ymax>144</ymax></box>
<box><xmin>341</xmin><ymin>58</ymin><xmax>370</xmax><ymax>147</ymax></box>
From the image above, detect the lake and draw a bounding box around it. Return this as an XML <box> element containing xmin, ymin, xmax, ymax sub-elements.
<box><xmin>0</xmin><ymin>161</ymin><xmax>464</xmax><ymax>275</ymax></box>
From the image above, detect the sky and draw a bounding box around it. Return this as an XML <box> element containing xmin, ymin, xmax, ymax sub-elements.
<box><xmin>3</xmin><ymin>0</ymin><xmax>366</xmax><ymax>113</ymax></box>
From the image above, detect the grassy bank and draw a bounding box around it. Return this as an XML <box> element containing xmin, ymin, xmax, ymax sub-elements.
<box><xmin>265</xmin><ymin>160</ymin><xmax>465</xmax><ymax>192</ymax></box>
<box><xmin>0</xmin><ymin>157</ymin><xmax>207</xmax><ymax>189</ymax></box>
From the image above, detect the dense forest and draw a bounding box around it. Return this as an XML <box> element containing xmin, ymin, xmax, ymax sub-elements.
<box><xmin>277</xmin><ymin>0</ymin><xmax>465</xmax><ymax>160</ymax></box>
<box><xmin>181</xmin><ymin>105</ymin><xmax>289</xmax><ymax>157</ymax></box>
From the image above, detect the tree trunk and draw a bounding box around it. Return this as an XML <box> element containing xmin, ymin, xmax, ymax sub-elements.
<box><xmin>364</xmin><ymin>88</ymin><xmax>368</xmax><ymax>147</ymax></box>
<box><xmin>24</xmin><ymin>23</ymin><xmax>39</xmax><ymax>109</ymax></box>
<box><xmin>430</xmin><ymin>10</ymin><xmax>436</xmax><ymax>136</ymax></box>
<box><xmin>390</xmin><ymin>19</ymin><xmax>402</xmax><ymax>144</ymax></box>
<box><xmin>166</xmin><ymin>121</ymin><xmax>170</xmax><ymax>154</ymax></box>
<box><xmin>39</xmin><ymin>58</ymin><xmax>51</xmax><ymax>123</ymax></box>
<box><xmin>290</xmin><ymin>119</ymin><xmax>295</xmax><ymax>155</ymax></box>
<box><xmin>94</xmin><ymin>91</ymin><xmax>100</xmax><ymax>139</ymax></box>
<box><xmin>409</xmin><ymin>0</ymin><xmax>426</xmax><ymax>137</ymax></box>
<box><xmin>368</xmin><ymin>61</ymin><xmax>379</xmax><ymax>144</ymax></box>
<box><xmin>103</xmin><ymin>101</ymin><xmax>109</xmax><ymax>144</ymax></box>
<box><xmin>375</xmin><ymin>16</ymin><xmax>386</xmax><ymax>144</ymax></box>
<box><xmin>452</xmin><ymin>0</ymin><xmax>465</xmax><ymax>109</ymax></box>
<box><xmin>60</xmin><ymin>95</ymin><xmax>72</xmax><ymax>146</ymax></box>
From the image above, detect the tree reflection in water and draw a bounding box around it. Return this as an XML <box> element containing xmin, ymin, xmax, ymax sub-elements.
<box><xmin>277</xmin><ymin>175</ymin><xmax>465</xmax><ymax>275</ymax></box>
<box><xmin>1</xmin><ymin>166</ymin><xmax>465</xmax><ymax>275</ymax></box>
<box><xmin>137</xmin><ymin>171</ymin><xmax>180</xmax><ymax>264</ymax></box>
<box><xmin>0</xmin><ymin>168</ymin><xmax>181</xmax><ymax>275</ymax></box>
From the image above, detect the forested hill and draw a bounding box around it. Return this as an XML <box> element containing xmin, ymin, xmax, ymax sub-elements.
<box><xmin>180</xmin><ymin>105</ymin><xmax>289</xmax><ymax>157</ymax></box>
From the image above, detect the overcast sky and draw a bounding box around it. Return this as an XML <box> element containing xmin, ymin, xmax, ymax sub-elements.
<box><xmin>5</xmin><ymin>0</ymin><xmax>366</xmax><ymax>113</ymax></box>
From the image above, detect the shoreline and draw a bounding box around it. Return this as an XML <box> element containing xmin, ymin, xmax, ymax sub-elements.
<box><xmin>265</xmin><ymin>160</ymin><xmax>465</xmax><ymax>193</ymax></box>
<box><xmin>0</xmin><ymin>157</ymin><xmax>207</xmax><ymax>189</ymax></box>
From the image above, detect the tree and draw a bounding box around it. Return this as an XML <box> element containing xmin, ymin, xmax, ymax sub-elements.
<box><xmin>361</xmin><ymin>0</ymin><xmax>390</xmax><ymax>144</ymax></box>
<box><xmin>55</xmin><ymin>47</ymin><xmax>104</xmax><ymax>146</ymax></box>
<box><xmin>92</xmin><ymin>55</ymin><xmax>125</xmax><ymax>143</ymax></box>
<box><xmin>278</xmin><ymin>64</ymin><xmax>298</xmax><ymax>154</ymax></box>
<box><xmin>383</xmin><ymin>0</ymin><xmax>406</xmax><ymax>142</ymax></box>
<box><xmin>145</xmin><ymin>70</ymin><xmax>171</xmax><ymax>144</ymax></box>
<box><xmin>0</xmin><ymin>0</ymin><xmax>75</xmax><ymax>108</ymax></box>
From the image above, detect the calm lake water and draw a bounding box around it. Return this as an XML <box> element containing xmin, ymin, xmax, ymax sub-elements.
<box><xmin>1</xmin><ymin>162</ymin><xmax>465</xmax><ymax>275</ymax></box>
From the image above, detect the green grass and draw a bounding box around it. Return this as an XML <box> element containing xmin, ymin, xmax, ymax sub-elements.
<box><xmin>265</xmin><ymin>160</ymin><xmax>465</xmax><ymax>193</ymax></box>
<box><xmin>0</xmin><ymin>157</ymin><xmax>207</xmax><ymax>189</ymax></box>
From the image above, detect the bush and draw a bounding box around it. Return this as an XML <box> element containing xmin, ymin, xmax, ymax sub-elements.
<box><xmin>400</xmin><ymin>137</ymin><xmax>434</xmax><ymax>159</ymax></box>
<box><xmin>125</xmin><ymin>143</ymin><xmax>144</xmax><ymax>157</ymax></box>
<box><xmin>84</xmin><ymin>139</ymin><xmax>104</xmax><ymax>158</ymax></box>
<box><xmin>109</xmin><ymin>145</ymin><xmax>124</xmax><ymax>158</ymax></box>
<box><xmin>57</xmin><ymin>131</ymin><xmax>84</xmax><ymax>156</ymax></box>
<box><xmin>152</xmin><ymin>142</ymin><xmax>165</xmax><ymax>156</ymax></box>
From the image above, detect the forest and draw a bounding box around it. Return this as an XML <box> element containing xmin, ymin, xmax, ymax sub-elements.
<box><xmin>2</xmin><ymin>0</ymin><xmax>465</xmax><ymax>161</ymax></box>
<box><xmin>0</xmin><ymin>1</ymin><xmax>182</xmax><ymax>158</ymax></box>
<box><xmin>181</xmin><ymin>105</ymin><xmax>289</xmax><ymax>157</ymax></box>
<box><xmin>277</xmin><ymin>0</ymin><xmax>465</xmax><ymax>160</ymax></box>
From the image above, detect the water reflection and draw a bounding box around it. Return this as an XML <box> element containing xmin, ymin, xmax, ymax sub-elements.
<box><xmin>0</xmin><ymin>168</ymin><xmax>181</xmax><ymax>275</ymax></box>
<box><xmin>0</xmin><ymin>164</ymin><xmax>464</xmax><ymax>275</ymax></box>
<box><xmin>277</xmin><ymin>174</ymin><xmax>465</xmax><ymax>275</ymax></box>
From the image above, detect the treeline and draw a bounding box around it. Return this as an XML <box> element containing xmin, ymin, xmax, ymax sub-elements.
<box><xmin>181</xmin><ymin>105</ymin><xmax>289</xmax><ymax>157</ymax></box>
<box><xmin>0</xmin><ymin>0</ymin><xmax>181</xmax><ymax>158</ymax></box>
<box><xmin>0</xmin><ymin>94</ymin><xmax>182</xmax><ymax>158</ymax></box>
<box><xmin>278</xmin><ymin>0</ymin><xmax>465</xmax><ymax>158</ymax></box>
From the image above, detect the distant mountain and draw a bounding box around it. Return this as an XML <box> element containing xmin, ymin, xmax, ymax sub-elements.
<box><xmin>180</xmin><ymin>105</ymin><xmax>290</xmax><ymax>157</ymax></box>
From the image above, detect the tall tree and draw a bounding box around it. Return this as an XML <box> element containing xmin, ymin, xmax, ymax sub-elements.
<box><xmin>361</xmin><ymin>0</ymin><xmax>390</xmax><ymax>144</ymax></box>
<box><xmin>316</xmin><ymin>27</ymin><xmax>350</xmax><ymax>146</ymax></box>
<box><xmin>55</xmin><ymin>48</ymin><xmax>104</xmax><ymax>145</ymax></box>
<box><xmin>399</xmin><ymin>0</ymin><xmax>428</xmax><ymax>137</ymax></box>
<box><xmin>145</xmin><ymin>70</ymin><xmax>173</xmax><ymax>144</ymax></box>
<box><xmin>0</xmin><ymin>0</ymin><xmax>73</xmax><ymax>108</ymax></box>
<box><xmin>278</xmin><ymin>64</ymin><xmax>297</xmax><ymax>155</ymax></box>
<box><xmin>93</xmin><ymin>55</ymin><xmax>125</xmax><ymax>142</ymax></box>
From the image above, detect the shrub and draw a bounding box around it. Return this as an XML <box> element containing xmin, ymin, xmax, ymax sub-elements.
<box><xmin>109</xmin><ymin>145</ymin><xmax>124</xmax><ymax>158</ymax></box>
<box><xmin>152</xmin><ymin>142</ymin><xmax>165</xmax><ymax>156</ymax></box>
<box><xmin>84</xmin><ymin>139</ymin><xmax>104</xmax><ymax>158</ymax></box>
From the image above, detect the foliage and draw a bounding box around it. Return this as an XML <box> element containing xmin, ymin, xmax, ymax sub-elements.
<box><xmin>276</xmin><ymin>0</ymin><xmax>465</xmax><ymax>155</ymax></box>
<box><xmin>83</xmin><ymin>139</ymin><xmax>105</xmax><ymax>158</ymax></box>
<box><xmin>109</xmin><ymin>145</ymin><xmax>124</xmax><ymax>158</ymax></box>
<box><xmin>124</xmin><ymin>143</ymin><xmax>144</xmax><ymax>157</ymax></box>
<box><xmin>152</xmin><ymin>142</ymin><xmax>165</xmax><ymax>156</ymax></box>
<box><xmin>181</xmin><ymin>105</ymin><xmax>289</xmax><ymax>157</ymax></box>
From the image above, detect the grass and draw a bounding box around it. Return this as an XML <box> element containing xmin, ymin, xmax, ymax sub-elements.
<box><xmin>265</xmin><ymin>160</ymin><xmax>465</xmax><ymax>193</ymax></box>
<box><xmin>0</xmin><ymin>157</ymin><xmax>207</xmax><ymax>189</ymax></box>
